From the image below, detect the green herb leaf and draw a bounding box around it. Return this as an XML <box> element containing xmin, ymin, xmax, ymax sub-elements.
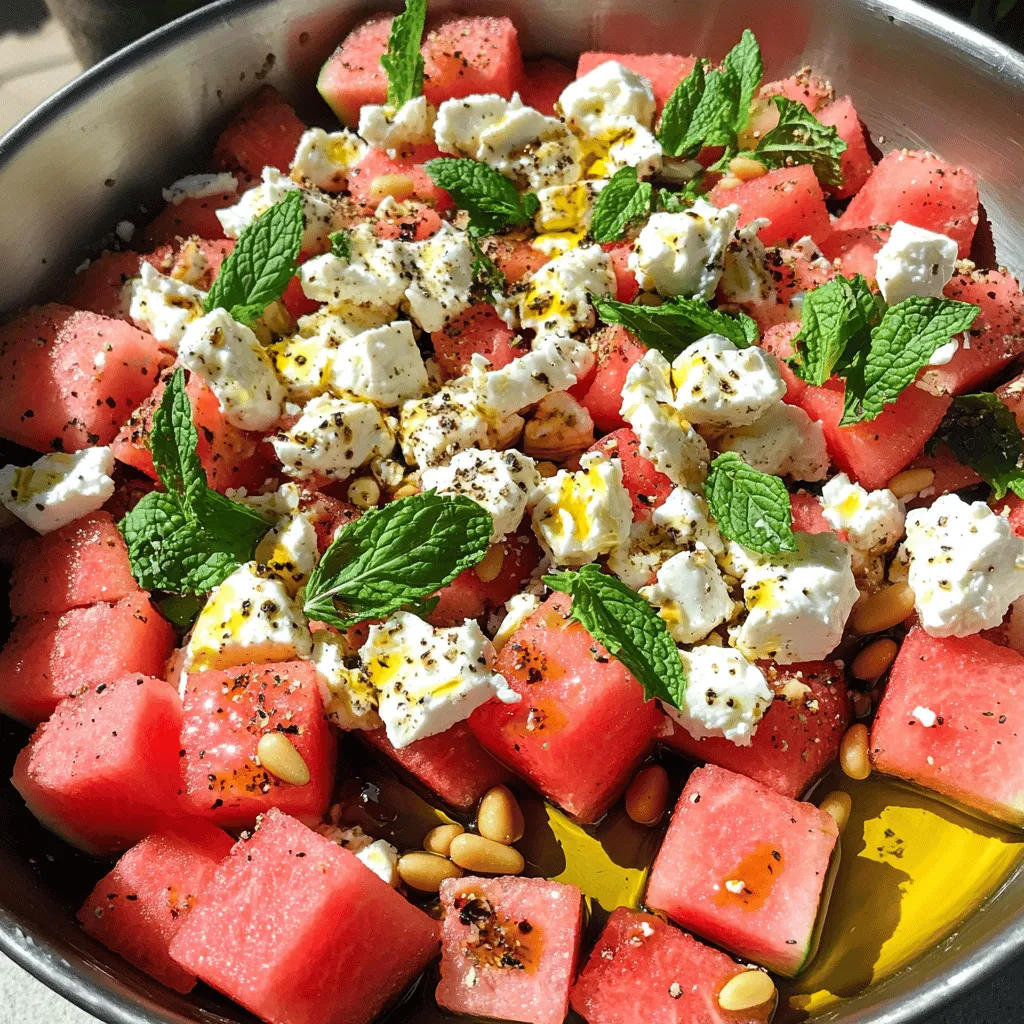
<box><xmin>722</xmin><ymin>30</ymin><xmax>763</xmax><ymax>132</ymax></box>
<box><xmin>683</xmin><ymin>64</ymin><xmax>742</xmax><ymax>153</ymax></box>
<box><xmin>204</xmin><ymin>190</ymin><xmax>304</xmax><ymax>325</ymax></box>
<box><xmin>469</xmin><ymin>237</ymin><xmax>507</xmax><ymax>301</ymax></box>
<box><xmin>424</xmin><ymin>158</ymin><xmax>539</xmax><ymax>237</ymax></box>
<box><xmin>544</xmin><ymin>564</ymin><xmax>687</xmax><ymax>709</ymax></box>
<box><xmin>590</xmin><ymin>167</ymin><xmax>654</xmax><ymax>243</ymax></box>
<box><xmin>705</xmin><ymin>452</ymin><xmax>797</xmax><ymax>555</ymax></box>
<box><xmin>329</xmin><ymin>230</ymin><xmax>352</xmax><ymax>260</ymax></box>
<box><xmin>302</xmin><ymin>490</ymin><xmax>493</xmax><ymax>629</ymax></box>
<box><xmin>840</xmin><ymin>297</ymin><xmax>980</xmax><ymax>425</ymax></box>
<box><xmin>657</xmin><ymin>58</ymin><xmax>707</xmax><ymax>157</ymax></box>
<box><xmin>657</xmin><ymin>181</ymin><xmax>703</xmax><ymax>212</ymax></box>
<box><xmin>156</xmin><ymin>592</ymin><xmax>205</xmax><ymax>629</ymax></box>
<box><xmin>754</xmin><ymin>96</ymin><xmax>848</xmax><ymax>187</ymax></box>
<box><xmin>380</xmin><ymin>0</ymin><xmax>427</xmax><ymax>108</ymax></box>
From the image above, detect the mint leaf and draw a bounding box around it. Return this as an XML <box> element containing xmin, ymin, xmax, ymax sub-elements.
<box><xmin>593</xmin><ymin>295</ymin><xmax>757</xmax><ymax>357</ymax></box>
<box><xmin>657</xmin><ymin>58</ymin><xmax>706</xmax><ymax>157</ymax></box>
<box><xmin>329</xmin><ymin>230</ymin><xmax>352</xmax><ymax>260</ymax></box>
<box><xmin>590</xmin><ymin>167</ymin><xmax>653</xmax><ymax>242</ymax></box>
<box><xmin>840</xmin><ymin>297</ymin><xmax>980</xmax><ymax>425</ymax></box>
<box><xmin>156</xmin><ymin>592</ymin><xmax>204</xmax><ymax>629</ymax></box>
<box><xmin>303</xmin><ymin>491</ymin><xmax>493</xmax><ymax>629</ymax></box>
<box><xmin>723</xmin><ymin>30</ymin><xmax>763</xmax><ymax>132</ymax></box>
<box><xmin>657</xmin><ymin>181</ymin><xmax>702</xmax><ymax>212</ymax></box>
<box><xmin>683</xmin><ymin>65</ymin><xmax>742</xmax><ymax>153</ymax></box>
<box><xmin>204</xmin><ymin>189</ymin><xmax>304</xmax><ymax>325</ymax></box>
<box><xmin>469</xmin><ymin>237</ymin><xmax>507</xmax><ymax>301</ymax></box>
<box><xmin>754</xmin><ymin>96</ymin><xmax>847</xmax><ymax>187</ymax></box>
<box><xmin>544</xmin><ymin>564</ymin><xmax>687</xmax><ymax>710</ymax></box>
<box><xmin>705</xmin><ymin>452</ymin><xmax>797</xmax><ymax>555</ymax></box>
<box><xmin>424</xmin><ymin>158</ymin><xmax>539</xmax><ymax>236</ymax></box>
<box><xmin>380</xmin><ymin>0</ymin><xmax>427</xmax><ymax>108</ymax></box>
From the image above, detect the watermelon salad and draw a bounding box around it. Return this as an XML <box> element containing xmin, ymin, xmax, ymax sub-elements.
<box><xmin>2</xmin><ymin>1</ymin><xmax>1024</xmax><ymax>1021</ymax></box>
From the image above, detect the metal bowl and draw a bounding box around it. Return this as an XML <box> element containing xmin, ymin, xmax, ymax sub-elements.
<box><xmin>2</xmin><ymin>0</ymin><xmax>1024</xmax><ymax>1021</ymax></box>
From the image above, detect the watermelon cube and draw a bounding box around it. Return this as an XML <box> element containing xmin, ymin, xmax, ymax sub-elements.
<box><xmin>819</xmin><ymin>225</ymin><xmax>889</xmax><ymax>280</ymax></box>
<box><xmin>587</xmin><ymin>428</ymin><xmax>673</xmax><ymax>521</ymax></box>
<box><xmin>578</xmin><ymin>325</ymin><xmax>647</xmax><ymax>433</ymax></box>
<box><xmin>0</xmin><ymin>592</ymin><xmax>176</xmax><ymax>726</ymax></box>
<box><xmin>9</xmin><ymin>511</ymin><xmax>138</xmax><ymax>618</ymax></box>
<box><xmin>169</xmin><ymin>809</ymin><xmax>439</xmax><ymax>1024</ymax></box>
<box><xmin>575</xmin><ymin>53</ymin><xmax>697</xmax><ymax>113</ymax></box>
<box><xmin>0</xmin><ymin>303</ymin><xmax>170</xmax><ymax>454</ymax></box>
<box><xmin>362</xmin><ymin>722</ymin><xmax>512</xmax><ymax>811</ymax></box>
<box><xmin>759</xmin><ymin>70</ymin><xmax>833</xmax><ymax>112</ymax></box>
<box><xmin>662</xmin><ymin>661</ymin><xmax>850</xmax><ymax>798</ymax></box>
<box><xmin>817</xmin><ymin>96</ymin><xmax>874</xmax><ymax>199</ymax></box>
<box><xmin>179</xmin><ymin>660</ymin><xmax>336</xmax><ymax>827</ymax></box>
<box><xmin>871</xmin><ymin>627</ymin><xmax>1024</xmax><ymax>827</ymax></box>
<box><xmin>78</xmin><ymin>821</ymin><xmax>234</xmax><ymax>992</ymax></box>
<box><xmin>645</xmin><ymin>765</ymin><xmax>839</xmax><ymax>976</ymax></box>
<box><xmin>12</xmin><ymin>674</ymin><xmax>186</xmax><ymax>855</ymax></box>
<box><xmin>517</xmin><ymin>58</ymin><xmax>575</xmax><ymax>116</ymax></box>
<box><xmin>347</xmin><ymin>142</ymin><xmax>454</xmax><ymax>211</ymax></box>
<box><xmin>139</xmin><ymin>192</ymin><xmax>237</xmax><ymax>248</ymax></box>
<box><xmin>758</xmin><ymin>322</ymin><xmax>807</xmax><ymax>403</ymax></box>
<box><xmin>488</xmin><ymin>236</ymin><xmax>550</xmax><ymax>284</ymax></box>
<box><xmin>470</xmin><ymin>593</ymin><xmax>662</xmax><ymax>822</ymax></box>
<box><xmin>64</xmin><ymin>249</ymin><xmax>167</xmax><ymax>319</ymax></box>
<box><xmin>436</xmin><ymin>875</ymin><xmax>583</xmax><ymax>1024</ymax></box>
<box><xmin>570</xmin><ymin>907</ymin><xmax>769</xmax><ymax>1024</ymax></box>
<box><xmin>602</xmin><ymin>240</ymin><xmax>640</xmax><ymax>303</ymax></box>
<box><xmin>836</xmin><ymin>149</ymin><xmax>978</xmax><ymax>256</ymax></box>
<box><xmin>212</xmin><ymin>85</ymin><xmax>306</xmax><ymax>178</ymax></box>
<box><xmin>432</xmin><ymin>302</ymin><xmax>525</xmax><ymax>380</ymax></box>
<box><xmin>789</xmin><ymin>491</ymin><xmax>834</xmax><ymax>534</ymax></box>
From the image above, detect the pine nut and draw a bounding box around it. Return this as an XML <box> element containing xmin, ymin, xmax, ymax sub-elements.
<box><xmin>536</xmin><ymin>461</ymin><xmax>558</xmax><ymax>478</ymax></box>
<box><xmin>819</xmin><ymin>790</ymin><xmax>853</xmax><ymax>834</ymax></box>
<box><xmin>852</xmin><ymin>690</ymin><xmax>873</xmax><ymax>719</ymax></box>
<box><xmin>851</xmin><ymin>638</ymin><xmax>899</xmax><ymax>681</ymax></box>
<box><xmin>347</xmin><ymin>477</ymin><xmax>380</xmax><ymax>510</ymax></box>
<box><xmin>886</xmin><ymin>467</ymin><xmax>935</xmax><ymax>500</ymax></box>
<box><xmin>840</xmin><ymin>724</ymin><xmax>871</xmax><ymax>781</ymax></box>
<box><xmin>474</xmin><ymin>544</ymin><xmax>506</xmax><ymax>584</ymax></box>
<box><xmin>369</xmin><ymin>173</ymin><xmax>415</xmax><ymax>203</ymax></box>
<box><xmin>392</xmin><ymin>480</ymin><xmax>420</xmax><ymax>499</ymax></box>
<box><xmin>851</xmin><ymin>582</ymin><xmax>916</xmax><ymax>634</ymax></box>
<box><xmin>717</xmin><ymin>970</ymin><xmax>777</xmax><ymax>1012</ymax></box>
<box><xmin>728</xmin><ymin>155</ymin><xmax>768</xmax><ymax>181</ymax></box>
<box><xmin>423</xmin><ymin>823</ymin><xmax>465</xmax><ymax>857</ymax></box>
<box><xmin>256</xmin><ymin>732</ymin><xmax>310</xmax><ymax>786</ymax></box>
<box><xmin>398</xmin><ymin>851</ymin><xmax>463</xmax><ymax>892</ymax></box>
<box><xmin>625</xmin><ymin>764</ymin><xmax>670</xmax><ymax>826</ymax></box>
<box><xmin>449</xmin><ymin>834</ymin><xmax>525</xmax><ymax>874</ymax></box>
<box><xmin>716</xmin><ymin>175</ymin><xmax>743</xmax><ymax>190</ymax></box>
<box><xmin>477</xmin><ymin>785</ymin><xmax>525</xmax><ymax>845</ymax></box>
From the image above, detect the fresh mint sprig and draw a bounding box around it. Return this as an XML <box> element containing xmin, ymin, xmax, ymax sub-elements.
<box><xmin>754</xmin><ymin>96</ymin><xmax>847</xmax><ymax>187</ymax></box>
<box><xmin>424</xmin><ymin>158</ymin><xmax>539</xmax><ymax>236</ymax></box>
<box><xmin>590</xmin><ymin>167</ymin><xmax>653</xmax><ymax>243</ymax></box>
<box><xmin>705</xmin><ymin>452</ymin><xmax>797</xmax><ymax>556</ymax></box>
<box><xmin>469</xmin><ymin>237</ymin><xmax>507</xmax><ymax>302</ymax></box>
<box><xmin>328</xmin><ymin>229</ymin><xmax>352</xmax><ymax>260</ymax></box>
<box><xmin>381</xmin><ymin>0</ymin><xmax>427</xmax><ymax>109</ymax></box>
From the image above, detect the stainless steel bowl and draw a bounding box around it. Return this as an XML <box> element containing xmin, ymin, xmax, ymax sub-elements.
<box><xmin>2</xmin><ymin>1</ymin><xmax>1024</xmax><ymax>1021</ymax></box>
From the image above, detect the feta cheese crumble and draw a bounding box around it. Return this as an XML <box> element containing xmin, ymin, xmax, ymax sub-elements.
<box><xmin>311</xmin><ymin>629</ymin><xmax>382</xmax><ymax>731</ymax></box>
<box><xmin>640</xmin><ymin>543</ymin><xmax>736</xmax><ymax>643</ymax></box>
<box><xmin>127</xmin><ymin>262</ymin><xmax>206</xmax><ymax>349</ymax></box>
<box><xmin>254</xmin><ymin>512</ymin><xmax>319</xmax><ymax>595</ymax></box>
<box><xmin>821</xmin><ymin>473</ymin><xmax>905</xmax><ymax>557</ymax></box>
<box><xmin>492</xmin><ymin>592</ymin><xmax>542</xmax><ymax>652</ymax></box>
<box><xmin>161</xmin><ymin>172</ymin><xmax>237</xmax><ymax>205</ymax></box>
<box><xmin>912</xmin><ymin>705</ymin><xmax>938</xmax><ymax>728</ymax></box>
<box><xmin>290</xmin><ymin>127</ymin><xmax>368</xmax><ymax>190</ymax></box>
<box><xmin>358</xmin><ymin>95</ymin><xmax>436</xmax><ymax>153</ymax></box>
<box><xmin>710</xmin><ymin>402</ymin><xmax>829</xmax><ymax>481</ymax></box>
<box><xmin>517</xmin><ymin>245</ymin><xmax>615</xmax><ymax>335</ymax></box>
<box><xmin>532</xmin><ymin>180</ymin><xmax>607</xmax><ymax>255</ymax></box>
<box><xmin>875</xmin><ymin>221</ymin><xmax>959</xmax><ymax>306</ymax></box>
<box><xmin>329</xmin><ymin>320</ymin><xmax>429</xmax><ymax>407</ymax></box>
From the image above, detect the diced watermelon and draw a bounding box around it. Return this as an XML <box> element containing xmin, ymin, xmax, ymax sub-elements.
<box><xmin>280</xmin><ymin>270</ymin><xmax>322</xmax><ymax>320</ymax></box>
<box><xmin>729</xmin><ymin>246</ymin><xmax>832</xmax><ymax>334</ymax></box>
<box><xmin>0</xmin><ymin>303</ymin><xmax>170</xmax><ymax>454</ymax></box>
<box><xmin>139</xmin><ymin>192</ymin><xmax>237</xmax><ymax>248</ymax></box>
<box><xmin>587</xmin><ymin>428</ymin><xmax>673</xmax><ymax>520</ymax></box>
<box><xmin>578</xmin><ymin>325</ymin><xmax>647</xmax><ymax>432</ymax></box>
<box><xmin>998</xmin><ymin>371</ymin><xmax>1024</xmax><ymax>432</ymax></box>
<box><xmin>12</xmin><ymin>674</ymin><xmax>185</xmax><ymax>855</ymax></box>
<box><xmin>759</xmin><ymin>69</ymin><xmax>833</xmax><ymax>112</ymax></box>
<box><xmin>489</xmin><ymin>236</ymin><xmax>550</xmax><ymax>284</ymax></box>
<box><xmin>0</xmin><ymin>592</ymin><xmax>175</xmax><ymax>726</ymax></box>
<box><xmin>64</xmin><ymin>248</ymin><xmax>170</xmax><ymax>318</ymax></box>
<box><xmin>179</xmin><ymin>660</ymin><xmax>335</xmax><ymax>828</ymax></box>
<box><xmin>373</xmin><ymin>200</ymin><xmax>444</xmax><ymax>241</ymax></box>
<box><xmin>662</xmin><ymin>661</ymin><xmax>850</xmax><ymax>798</ymax></box>
<box><xmin>347</xmin><ymin>143</ymin><xmax>454</xmax><ymax>211</ymax></box>
<box><xmin>9</xmin><ymin>511</ymin><xmax>138</xmax><ymax>618</ymax></box>
<box><xmin>570</xmin><ymin>908</ymin><xmax>766</xmax><ymax>1024</ymax></box>
<box><xmin>836</xmin><ymin>149</ymin><xmax>978</xmax><ymax>257</ymax></box>
<box><xmin>817</xmin><ymin>96</ymin><xmax>873</xmax><ymax>199</ymax></box>
<box><xmin>709</xmin><ymin>165</ymin><xmax>831</xmax><ymax>247</ymax></box>
<box><xmin>759</xmin><ymin>322</ymin><xmax>806</xmax><ymax>402</ymax></box>
<box><xmin>168</xmin><ymin>809</ymin><xmax>440</xmax><ymax>1024</ymax></box>
<box><xmin>437</xmin><ymin>875</ymin><xmax>583</xmax><ymax>1024</ymax></box>
<box><xmin>362</xmin><ymin>722</ymin><xmax>512</xmax><ymax>811</ymax></box>
<box><xmin>575</xmin><ymin>53</ymin><xmax>697</xmax><ymax>113</ymax></box>
<box><xmin>470</xmin><ymin>592</ymin><xmax>662</xmax><ymax>822</ymax></box>
<box><xmin>78</xmin><ymin>822</ymin><xmax>234</xmax><ymax>993</ymax></box>
<box><xmin>432</xmin><ymin>302</ymin><xmax>526</xmax><ymax>379</ymax></box>
<box><xmin>518</xmin><ymin>58</ymin><xmax>575</xmax><ymax>116</ymax></box>
<box><xmin>602</xmin><ymin>241</ymin><xmax>640</xmax><ymax>302</ymax></box>
<box><xmin>871</xmin><ymin>628</ymin><xmax>1024</xmax><ymax>827</ymax></box>
<box><xmin>645</xmin><ymin>764</ymin><xmax>839</xmax><ymax>976</ymax></box>
<box><xmin>903</xmin><ymin>445</ymin><xmax>981</xmax><ymax>508</ymax></box>
<box><xmin>795</xmin><ymin>377</ymin><xmax>951</xmax><ymax>491</ymax></box>
<box><xmin>300</xmin><ymin>489</ymin><xmax>361</xmax><ymax>552</ymax></box>
<box><xmin>319</xmin><ymin>14</ymin><xmax>523</xmax><ymax>128</ymax></box>
<box><xmin>789</xmin><ymin>491</ymin><xmax>833</xmax><ymax>534</ymax></box>
<box><xmin>212</xmin><ymin>85</ymin><xmax>306</xmax><ymax>178</ymax></box>
<box><xmin>818</xmin><ymin>225</ymin><xmax>888</xmax><ymax>280</ymax></box>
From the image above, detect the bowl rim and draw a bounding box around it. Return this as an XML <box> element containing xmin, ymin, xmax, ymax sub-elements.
<box><xmin>2</xmin><ymin>1</ymin><xmax>1024</xmax><ymax>1022</ymax></box>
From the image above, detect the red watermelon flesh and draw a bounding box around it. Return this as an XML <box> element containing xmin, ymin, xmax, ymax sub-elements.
<box><xmin>602</xmin><ymin>241</ymin><xmax>640</xmax><ymax>303</ymax></box>
<box><xmin>789</xmin><ymin>492</ymin><xmax>834</xmax><ymax>535</ymax></box>
<box><xmin>78</xmin><ymin>822</ymin><xmax>234</xmax><ymax>993</ymax></box>
<box><xmin>180</xmin><ymin>660</ymin><xmax>335</xmax><ymax>828</ymax></box>
<box><xmin>518</xmin><ymin>58</ymin><xmax>575</xmax><ymax>116</ymax></box>
<box><xmin>373</xmin><ymin>200</ymin><xmax>444</xmax><ymax>241</ymax></box>
<box><xmin>759</xmin><ymin>322</ymin><xmax>807</xmax><ymax>403</ymax></box>
<box><xmin>570</xmin><ymin>907</ymin><xmax>767</xmax><ymax>1024</ymax></box>
<box><xmin>903</xmin><ymin>445</ymin><xmax>982</xmax><ymax>508</ymax></box>
<box><xmin>0</xmin><ymin>303</ymin><xmax>171</xmax><ymax>454</ymax></box>
<box><xmin>347</xmin><ymin>143</ymin><xmax>454</xmax><ymax>212</ymax></box>
<box><xmin>11</xmin><ymin>674</ymin><xmax>185</xmax><ymax>855</ymax></box>
<box><xmin>794</xmin><ymin>376</ymin><xmax>951</xmax><ymax>491</ymax></box>
<box><xmin>212</xmin><ymin>85</ymin><xmax>306</xmax><ymax>179</ymax></box>
<box><xmin>819</xmin><ymin>225</ymin><xmax>888</xmax><ymax>280</ymax></box>
<box><xmin>836</xmin><ymin>149</ymin><xmax>978</xmax><ymax>257</ymax></box>
<box><xmin>489</xmin><ymin>236</ymin><xmax>550</xmax><ymax>284</ymax></box>
<box><xmin>578</xmin><ymin>324</ymin><xmax>647</xmax><ymax>432</ymax></box>
<box><xmin>645</xmin><ymin>765</ymin><xmax>839</xmax><ymax>976</ymax></box>
<box><xmin>168</xmin><ymin>809</ymin><xmax>440</xmax><ymax>1024</ymax></box>
<box><xmin>587</xmin><ymin>428</ymin><xmax>673</xmax><ymax>520</ymax></box>
<box><xmin>432</xmin><ymin>302</ymin><xmax>526</xmax><ymax>379</ymax></box>
<box><xmin>0</xmin><ymin>592</ymin><xmax>175</xmax><ymax>726</ymax></box>
<box><xmin>362</xmin><ymin>722</ymin><xmax>512</xmax><ymax>811</ymax></box>
<box><xmin>139</xmin><ymin>192</ymin><xmax>237</xmax><ymax>248</ymax></box>
<box><xmin>817</xmin><ymin>96</ymin><xmax>874</xmax><ymax>199</ymax></box>
<box><xmin>759</xmin><ymin>70</ymin><xmax>833</xmax><ymax>112</ymax></box>
<box><xmin>661</xmin><ymin>661</ymin><xmax>850</xmax><ymax>798</ymax></box>
<box><xmin>9</xmin><ymin>511</ymin><xmax>138</xmax><ymax>618</ymax></box>
<box><xmin>575</xmin><ymin>53</ymin><xmax>697</xmax><ymax>113</ymax></box>
<box><xmin>871</xmin><ymin>628</ymin><xmax>1024</xmax><ymax>827</ymax></box>
<box><xmin>437</xmin><ymin>875</ymin><xmax>583</xmax><ymax>1024</ymax></box>
<box><xmin>470</xmin><ymin>592</ymin><xmax>662</xmax><ymax>822</ymax></box>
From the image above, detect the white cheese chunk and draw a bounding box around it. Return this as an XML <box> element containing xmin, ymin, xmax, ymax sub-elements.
<box><xmin>355</xmin><ymin>839</ymin><xmax>400</xmax><ymax>886</ymax></box>
<box><xmin>641</xmin><ymin>543</ymin><xmax>735</xmax><ymax>643</ymax></box>
<box><xmin>162</xmin><ymin>172</ymin><xmax>237</xmax><ymax>205</ymax></box>
<box><xmin>127</xmin><ymin>262</ymin><xmax>207</xmax><ymax>349</ymax></box>
<box><xmin>875</xmin><ymin>220</ymin><xmax>958</xmax><ymax>306</ymax></box>
<box><xmin>398</xmin><ymin>383</ymin><xmax>491</xmax><ymax>469</ymax></box>
<box><xmin>719</xmin><ymin>220</ymin><xmax>777</xmax><ymax>306</ymax></box>
<box><xmin>311</xmin><ymin>629</ymin><xmax>382</xmax><ymax>731</ymax></box>
<box><xmin>912</xmin><ymin>705</ymin><xmax>938</xmax><ymax>728</ymax></box>
<box><xmin>517</xmin><ymin>245</ymin><xmax>615</xmax><ymax>336</ymax></box>
<box><xmin>821</xmin><ymin>473</ymin><xmax>905</xmax><ymax>557</ymax></box>
<box><xmin>711</xmin><ymin>402</ymin><xmax>829</xmax><ymax>481</ymax></box>
<box><xmin>402</xmin><ymin>222</ymin><xmax>475</xmax><ymax>332</ymax></box>
<box><xmin>254</xmin><ymin>512</ymin><xmax>319</xmax><ymax>595</ymax></box>
<box><xmin>328</xmin><ymin>320</ymin><xmax>428</xmax><ymax>407</ymax></box>
<box><xmin>492</xmin><ymin>593</ymin><xmax>542</xmax><ymax>652</ymax></box>
<box><xmin>523</xmin><ymin>390</ymin><xmax>595</xmax><ymax>460</ymax></box>
<box><xmin>290</xmin><ymin>127</ymin><xmax>368</xmax><ymax>190</ymax></box>
<box><xmin>532</xmin><ymin>180</ymin><xmax>607</xmax><ymax>255</ymax></box>
<box><xmin>607</xmin><ymin>520</ymin><xmax>679</xmax><ymax>589</ymax></box>
<box><xmin>652</xmin><ymin>486</ymin><xmax>724</xmax><ymax>554</ymax></box>
<box><xmin>358</xmin><ymin>95</ymin><xmax>435</xmax><ymax>152</ymax></box>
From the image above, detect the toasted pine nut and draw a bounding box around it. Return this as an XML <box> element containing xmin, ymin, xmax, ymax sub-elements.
<box><xmin>423</xmin><ymin>823</ymin><xmax>465</xmax><ymax>857</ymax></box>
<box><xmin>477</xmin><ymin>785</ymin><xmax>524</xmax><ymax>845</ymax></box>
<box><xmin>369</xmin><ymin>173</ymin><xmax>415</xmax><ymax>203</ymax></box>
<box><xmin>851</xmin><ymin>638</ymin><xmax>899</xmax><ymax>681</ymax></box>
<box><xmin>840</xmin><ymin>724</ymin><xmax>871</xmax><ymax>781</ymax></box>
<box><xmin>398</xmin><ymin>851</ymin><xmax>463</xmax><ymax>892</ymax></box>
<box><xmin>536</xmin><ymin>461</ymin><xmax>558</xmax><ymax>478</ymax></box>
<box><xmin>886</xmin><ymin>467</ymin><xmax>935</xmax><ymax>500</ymax></box>
<box><xmin>625</xmin><ymin>764</ymin><xmax>670</xmax><ymax>827</ymax></box>
<box><xmin>716</xmin><ymin>175</ymin><xmax>743</xmax><ymax>190</ymax></box>
<box><xmin>728</xmin><ymin>155</ymin><xmax>768</xmax><ymax>181</ymax></box>
<box><xmin>392</xmin><ymin>480</ymin><xmax>420</xmax><ymax>499</ymax></box>
<box><xmin>634</xmin><ymin>292</ymin><xmax>665</xmax><ymax>307</ymax></box>
<box><xmin>851</xmin><ymin>582</ymin><xmax>916</xmax><ymax>634</ymax></box>
<box><xmin>256</xmin><ymin>732</ymin><xmax>310</xmax><ymax>786</ymax></box>
<box><xmin>347</xmin><ymin>477</ymin><xmax>380</xmax><ymax>510</ymax></box>
<box><xmin>717</xmin><ymin>970</ymin><xmax>777</xmax><ymax>1012</ymax></box>
<box><xmin>819</xmin><ymin>790</ymin><xmax>853</xmax><ymax>834</ymax></box>
<box><xmin>475</xmin><ymin>544</ymin><xmax>505</xmax><ymax>584</ymax></box>
<box><xmin>851</xmin><ymin>690</ymin><xmax>873</xmax><ymax>719</ymax></box>
<box><xmin>449</xmin><ymin>833</ymin><xmax>525</xmax><ymax>874</ymax></box>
